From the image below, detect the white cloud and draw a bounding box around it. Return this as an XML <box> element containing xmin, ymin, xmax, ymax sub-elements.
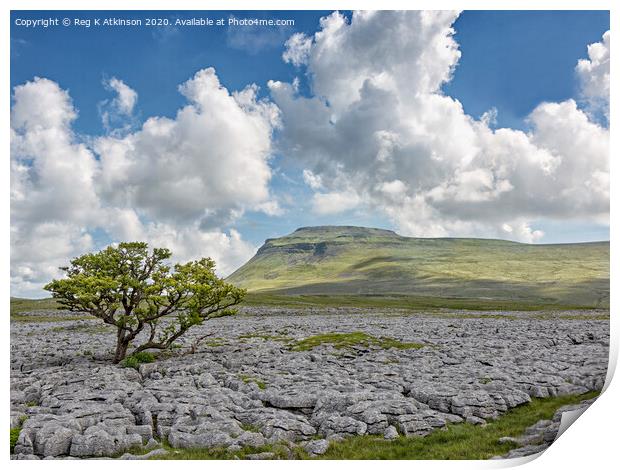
<box><xmin>95</xmin><ymin>68</ymin><xmax>280</xmax><ymax>225</ymax></box>
<box><xmin>271</xmin><ymin>11</ymin><xmax>609</xmax><ymax>243</ymax></box>
<box><xmin>100</xmin><ymin>77</ymin><xmax>138</xmax><ymax>132</ymax></box>
<box><xmin>302</xmin><ymin>169</ymin><xmax>323</xmax><ymax>190</ymax></box>
<box><xmin>311</xmin><ymin>190</ymin><xmax>361</xmax><ymax>215</ymax></box>
<box><xmin>296</xmin><ymin>11</ymin><xmax>461</xmax><ymax>115</ymax></box>
<box><xmin>106</xmin><ymin>77</ymin><xmax>137</xmax><ymax>115</ymax></box>
<box><xmin>282</xmin><ymin>32</ymin><xmax>312</xmax><ymax>66</ymax></box>
<box><xmin>11</xmin><ymin>77</ymin><xmax>101</xmax><ymax>228</ymax></box>
<box><xmin>11</xmin><ymin>69</ymin><xmax>277</xmax><ymax>296</ymax></box>
<box><xmin>576</xmin><ymin>30</ymin><xmax>610</xmax><ymax>121</ymax></box>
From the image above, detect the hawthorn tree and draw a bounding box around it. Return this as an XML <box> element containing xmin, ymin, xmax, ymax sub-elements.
<box><xmin>44</xmin><ymin>242</ymin><xmax>245</xmax><ymax>363</ymax></box>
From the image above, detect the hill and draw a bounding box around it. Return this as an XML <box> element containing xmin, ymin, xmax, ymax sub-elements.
<box><xmin>227</xmin><ymin>226</ymin><xmax>609</xmax><ymax>308</ymax></box>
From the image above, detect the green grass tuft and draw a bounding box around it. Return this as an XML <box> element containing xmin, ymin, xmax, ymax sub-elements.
<box><xmin>10</xmin><ymin>427</ymin><xmax>21</xmax><ymax>454</ymax></box>
<box><xmin>239</xmin><ymin>374</ymin><xmax>267</xmax><ymax>390</ymax></box>
<box><xmin>290</xmin><ymin>332</ymin><xmax>424</xmax><ymax>352</ymax></box>
<box><xmin>153</xmin><ymin>442</ymin><xmax>307</xmax><ymax>460</ymax></box>
<box><xmin>318</xmin><ymin>391</ymin><xmax>600</xmax><ymax>459</ymax></box>
<box><xmin>238</xmin><ymin>332</ymin><xmax>293</xmax><ymax>343</ymax></box>
<box><xmin>121</xmin><ymin>351</ymin><xmax>155</xmax><ymax>369</ymax></box>
<box><xmin>240</xmin><ymin>423</ymin><xmax>262</xmax><ymax>433</ymax></box>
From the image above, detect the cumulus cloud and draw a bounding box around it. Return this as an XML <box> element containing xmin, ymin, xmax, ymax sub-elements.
<box><xmin>11</xmin><ymin>77</ymin><xmax>101</xmax><ymax>295</ymax></box>
<box><xmin>10</xmin><ymin>13</ymin><xmax>610</xmax><ymax>296</ymax></box>
<box><xmin>95</xmin><ymin>68</ymin><xmax>280</xmax><ymax>225</ymax></box>
<box><xmin>99</xmin><ymin>77</ymin><xmax>138</xmax><ymax>132</ymax></box>
<box><xmin>11</xmin><ymin>69</ymin><xmax>278</xmax><ymax>296</ymax></box>
<box><xmin>576</xmin><ymin>30</ymin><xmax>610</xmax><ymax>121</ymax></box>
<box><xmin>271</xmin><ymin>11</ymin><xmax>609</xmax><ymax>243</ymax></box>
<box><xmin>311</xmin><ymin>190</ymin><xmax>361</xmax><ymax>215</ymax></box>
<box><xmin>282</xmin><ymin>32</ymin><xmax>313</xmax><ymax>66</ymax></box>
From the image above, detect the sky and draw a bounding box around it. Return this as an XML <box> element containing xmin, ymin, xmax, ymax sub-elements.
<box><xmin>10</xmin><ymin>10</ymin><xmax>610</xmax><ymax>297</ymax></box>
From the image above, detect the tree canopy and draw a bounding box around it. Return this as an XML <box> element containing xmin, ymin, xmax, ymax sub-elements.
<box><xmin>44</xmin><ymin>242</ymin><xmax>245</xmax><ymax>363</ymax></box>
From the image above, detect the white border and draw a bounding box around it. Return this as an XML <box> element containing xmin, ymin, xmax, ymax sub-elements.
<box><xmin>3</xmin><ymin>1</ymin><xmax>616</xmax><ymax>469</ymax></box>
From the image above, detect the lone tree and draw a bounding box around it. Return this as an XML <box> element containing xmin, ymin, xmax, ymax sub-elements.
<box><xmin>44</xmin><ymin>242</ymin><xmax>245</xmax><ymax>363</ymax></box>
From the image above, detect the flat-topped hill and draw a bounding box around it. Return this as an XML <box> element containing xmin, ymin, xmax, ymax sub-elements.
<box><xmin>227</xmin><ymin>226</ymin><xmax>609</xmax><ymax>308</ymax></box>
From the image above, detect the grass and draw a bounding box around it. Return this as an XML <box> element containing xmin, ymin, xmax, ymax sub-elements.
<box><xmin>149</xmin><ymin>391</ymin><xmax>599</xmax><ymax>460</ymax></box>
<box><xmin>317</xmin><ymin>390</ymin><xmax>600</xmax><ymax>459</ymax></box>
<box><xmin>153</xmin><ymin>442</ymin><xmax>307</xmax><ymax>460</ymax></box>
<box><xmin>10</xmin><ymin>314</ymin><xmax>92</xmax><ymax>323</ymax></box>
<box><xmin>10</xmin><ymin>297</ymin><xmax>60</xmax><ymax>314</ymax></box>
<box><xmin>290</xmin><ymin>332</ymin><xmax>425</xmax><ymax>352</ymax></box>
<box><xmin>11</xmin><ymin>293</ymin><xmax>610</xmax><ymax>322</ymax></box>
<box><xmin>243</xmin><ymin>293</ymin><xmax>600</xmax><ymax>312</ymax></box>
<box><xmin>238</xmin><ymin>332</ymin><xmax>293</xmax><ymax>343</ymax></box>
<box><xmin>228</xmin><ymin>226</ymin><xmax>609</xmax><ymax>308</ymax></box>
<box><xmin>532</xmin><ymin>313</ymin><xmax>610</xmax><ymax>321</ymax></box>
<box><xmin>10</xmin><ymin>428</ymin><xmax>20</xmax><ymax>453</ymax></box>
<box><xmin>121</xmin><ymin>351</ymin><xmax>156</xmax><ymax>369</ymax></box>
<box><xmin>10</xmin><ymin>416</ymin><xmax>27</xmax><ymax>454</ymax></box>
<box><xmin>239</xmin><ymin>374</ymin><xmax>267</xmax><ymax>390</ymax></box>
<box><xmin>240</xmin><ymin>423</ymin><xmax>262</xmax><ymax>433</ymax></box>
<box><xmin>51</xmin><ymin>324</ymin><xmax>113</xmax><ymax>333</ymax></box>
<box><xmin>203</xmin><ymin>339</ymin><xmax>228</xmax><ymax>347</ymax></box>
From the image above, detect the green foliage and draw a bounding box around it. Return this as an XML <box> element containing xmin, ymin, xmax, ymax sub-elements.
<box><xmin>239</xmin><ymin>374</ymin><xmax>267</xmax><ymax>390</ymax></box>
<box><xmin>290</xmin><ymin>332</ymin><xmax>424</xmax><ymax>352</ymax></box>
<box><xmin>228</xmin><ymin>226</ymin><xmax>609</xmax><ymax>308</ymax></box>
<box><xmin>10</xmin><ymin>427</ymin><xmax>21</xmax><ymax>453</ymax></box>
<box><xmin>44</xmin><ymin>242</ymin><xmax>246</xmax><ymax>363</ymax></box>
<box><xmin>121</xmin><ymin>356</ymin><xmax>140</xmax><ymax>369</ymax></box>
<box><xmin>133</xmin><ymin>351</ymin><xmax>155</xmax><ymax>363</ymax></box>
<box><xmin>318</xmin><ymin>391</ymin><xmax>600</xmax><ymax>459</ymax></box>
<box><xmin>153</xmin><ymin>441</ymin><xmax>306</xmax><ymax>460</ymax></box>
<box><xmin>122</xmin><ymin>351</ymin><xmax>155</xmax><ymax>369</ymax></box>
<box><xmin>240</xmin><ymin>423</ymin><xmax>262</xmax><ymax>433</ymax></box>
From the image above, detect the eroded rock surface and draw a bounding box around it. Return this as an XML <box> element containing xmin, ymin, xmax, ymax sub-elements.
<box><xmin>495</xmin><ymin>397</ymin><xmax>598</xmax><ymax>458</ymax></box>
<box><xmin>10</xmin><ymin>307</ymin><xmax>608</xmax><ymax>459</ymax></box>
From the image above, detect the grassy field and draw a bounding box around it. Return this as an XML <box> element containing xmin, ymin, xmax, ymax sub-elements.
<box><xmin>243</xmin><ymin>293</ymin><xmax>599</xmax><ymax>312</ymax></box>
<box><xmin>10</xmin><ymin>297</ymin><xmax>60</xmax><ymax>314</ymax></box>
<box><xmin>151</xmin><ymin>390</ymin><xmax>599</xmax><ymax>460</ymax></box>
<box><xmin>227</xmin><ymin>226</ymin><xmax>609</xmax><ymax>308</ymax></box>
<box><xmin>289</xmin><ymin>332</ymin><xmax>425</xmax><ymax>351</ymax></box>
<box><xmin>9</xmin><ymin>297</ymin><xmax>96</xmax><ymax>322</ymax></box>
<box><xmin>11</xmin><ymin>293</ymin><xmax>610</xmax><ymax>320</ymax></box>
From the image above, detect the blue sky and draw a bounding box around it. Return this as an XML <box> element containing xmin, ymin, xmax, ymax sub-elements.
<box><xmin>12</xmin><ymin>11</ymin><xmax>609</xmax><ymax>134</ymax></box>
<box><xmin>10</xmin><ymin>11</ymin><xmax>610</xmax><ymax>296</ymax></box>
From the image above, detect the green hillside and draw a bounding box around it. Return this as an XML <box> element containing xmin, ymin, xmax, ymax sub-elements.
<box><xmin>227</xmin><ymin>226</ymin><xmax>609</xmax><ymax>308</ymax></box>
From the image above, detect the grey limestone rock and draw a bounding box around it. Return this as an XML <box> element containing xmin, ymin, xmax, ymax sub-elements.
<box><xmin>383</xmin><ymin>425</ymin><xmax>399</xmax><ymax>440</ymax></box>
<box><xmin>304</xmin><ymin>438</ymin><xmax>330</xmax><ymax>456</ymax></box>
<box><xmin>10</xmin><ymin>306</ymin><xmax>608</xmax><ymax>459</ymax></box>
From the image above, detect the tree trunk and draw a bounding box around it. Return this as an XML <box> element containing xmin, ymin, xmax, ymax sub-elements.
<box><xmin>113</xmin><ymin>330</ymin><xmax>131</xmax><ymax>363</ymax></box>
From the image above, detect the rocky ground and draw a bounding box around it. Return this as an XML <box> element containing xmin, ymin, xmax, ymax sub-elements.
<box><xmin>10</xmin><ymin>306</ymin><xmax>608</xmax><ymax>460</ymax></box>
<box><xmin>495</xmin><ymin>397</ymin><xmax>598</xmax><ymax>459</ymax></box>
